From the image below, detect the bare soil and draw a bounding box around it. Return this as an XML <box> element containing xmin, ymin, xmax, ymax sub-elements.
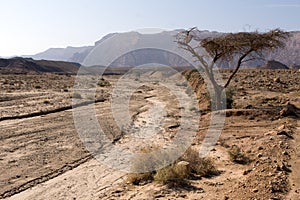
<box><xmin>0</xmin><ymin>69</ymin><xmax>299</xmax><ymax>200</ymax></box>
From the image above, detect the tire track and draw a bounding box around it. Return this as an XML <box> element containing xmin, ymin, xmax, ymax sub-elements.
<box><xmin>0</xmin><ymin>98</ymin><xmax>106</xmax><ymax>122</ymax></box>
<box><xmin>0</xmin><ymin>155</ymin><xmax>93</xmax><ymax>199</ymax></box>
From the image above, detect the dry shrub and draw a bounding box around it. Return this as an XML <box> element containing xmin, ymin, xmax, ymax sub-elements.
<box><xmin>127</xmin><ymin>172</ymin><xmax>153</xmax><ymax>185</ymax></box>
<box><xmin>180</xmin><ymin>147</ymin><xmax>219</xmax><ymax>178</ymax></box>
<box><xmin>228</xmin><ymin>145</ymin><xmax>249</xmax><ymax>164</ymax></box>
<box><xmin>126</xmin><ymin>147</ymin><xmax>219</xmax><ymax>187</ymax></box>
<box><xmin>154</xmin><ymin>163</ymin><xmax>190</xmax><ymax>187</ymax></box>
<box><xmin>127</xmin><ymin>145</ymin><xmax>163</xmax><ymax>185</ymax></box>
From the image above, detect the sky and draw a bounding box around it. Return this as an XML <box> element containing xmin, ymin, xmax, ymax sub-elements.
<box><xmin>0</xmin><ymin>0</ymin><xmax>299</xmax><ymax>57</ymax></box>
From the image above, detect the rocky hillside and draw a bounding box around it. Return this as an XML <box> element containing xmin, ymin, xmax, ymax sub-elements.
<box><xmin>0</xmin><ymin>57</ymin><xmax>80</xmax><ymax>74</ymax></box>
<box><xmin>258</xmin><ymin>60</ymin><xmax>289</xmax><ymax>69</ymax></box>
<box><xmin>27</xmin><ymin>30</ymin><xmax>300</xmax><ymax>68</ymax></box>
<box><xmin>266</xmin><ymin>31</ymin><xmax>300</xmax><ymax>67</ymax></box>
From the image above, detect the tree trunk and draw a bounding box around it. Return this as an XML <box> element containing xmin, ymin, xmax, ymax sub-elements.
<box><xmin>213</xmin><ymin>84</ymin><xmax>225</xmax><ymax>111</ymax></box>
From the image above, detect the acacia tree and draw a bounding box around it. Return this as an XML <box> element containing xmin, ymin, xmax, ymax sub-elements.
<box><xmin>177</xmin><ymin>28</ymin><xmax>290</xmax><ymax>110</ymax></box>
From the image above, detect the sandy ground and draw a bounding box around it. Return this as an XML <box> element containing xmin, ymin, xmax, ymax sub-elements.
<box><xmin>0</xmin><ymin>69</ymin><xmax>299</xmax><ymax>199</ymax></box>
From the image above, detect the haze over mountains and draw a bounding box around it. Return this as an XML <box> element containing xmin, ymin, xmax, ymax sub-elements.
<box><xmin>1</xmin><ymin>29</ymin><xmax>298</xmax><ymax>74</ymax></box>
<box><xmin>25</xmin><ymin>29</ymin><xmax>300</xmax><ymax>68</ymax></box>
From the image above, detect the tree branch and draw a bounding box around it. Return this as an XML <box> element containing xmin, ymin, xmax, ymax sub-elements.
<box><xmin>224</xmin><ymin>49</ymin><xmax>253</xmax><ymax>88</ymax></box>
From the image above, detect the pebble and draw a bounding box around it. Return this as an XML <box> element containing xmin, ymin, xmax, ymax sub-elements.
<box><xmin>257</xmin><ymin>153</ymin><xmax>263</xmax><ymax>158</ymax></box>
<box><xmin>243</xmin><ymin>169</ymin><xmax>252</xmax><ymax>175</ymax></box>
<box><xmin>277</xmin><ymin>125</ymin><xmax>285</xmax><ymax>130</ymax></box>
<box><xmin>252</xmin><ymin>188</ymin><xmax>259</xmax><ymax>193</ymax></box>
<box><xmin>282</xmin><ymin>151</ymin><xmax>289</xmax><ymax>155</ymax></box>
<box><xmin>177</xmin><ymin>161</ymin><xmax>189</xmax><ymax>166</ymax></box>
<box><xmin>154</xmin><ymin>194</ymin><xmax>165</xmax><ymax>198</ymax></box>
<box><xmin>269</xmin><ymin>136</ymin><xmax>274</xmax><ymax>141</ymax></box>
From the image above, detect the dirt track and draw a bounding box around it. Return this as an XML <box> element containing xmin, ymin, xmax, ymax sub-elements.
<box><xmin>0</xmin><ymin>73</ymin><xmax>187</xmax><ymax>199</ymax></box>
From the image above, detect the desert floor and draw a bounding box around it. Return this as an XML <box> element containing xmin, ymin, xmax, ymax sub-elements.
<box><xmin>0</xmin><ymin>69</ymin><xmax>299</xmax><ymax>200</ymax></box>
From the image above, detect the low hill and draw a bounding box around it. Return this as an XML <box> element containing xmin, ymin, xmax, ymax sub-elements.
<box><xmin>289</xmin><ymin>64</ymin><xmax>300</xmax><ymax>69</ymax></box>
<box><xmin>0</xmin><ymin>57</ymin><xmax>80</xmax><ymax>74</ymax></box>
<box><xmin>258</xmin><ymin>60</ymin><xmax>289</xmax><ymax>69</ymax></box>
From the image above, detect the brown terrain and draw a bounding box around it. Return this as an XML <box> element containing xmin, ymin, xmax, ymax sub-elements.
<box><xmin>0</xmin><ymin>57</ymin><xmax>80</xmax><ymax>74</ymax></box>
<box><xmin>0</xmin><ymin>68</ymin><xmax>299</xmax><ymax>200</ymax></box>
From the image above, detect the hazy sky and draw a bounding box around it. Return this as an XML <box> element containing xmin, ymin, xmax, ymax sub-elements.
<box><xmin>0</xmin><ymin>0</ymin><xmax>299</xmax><ymax>57</ymax></box>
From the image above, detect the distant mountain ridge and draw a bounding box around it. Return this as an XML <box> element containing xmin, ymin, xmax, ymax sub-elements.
<box><xmin>0</xmin><ymin>57</ymin><xmax>80</xmax><ymax>74</ymax></box>
<box><xmin>27</xmin><ymin>46</ymin><xmax>93</xmax><ymax>63</ymax></box>
<box><xmin>27</xmin><ymin>29</ymin><xmax>300</xmax><ymax>68</ymax></box>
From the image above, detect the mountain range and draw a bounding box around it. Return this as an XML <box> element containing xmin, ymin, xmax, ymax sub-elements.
<box><xmin>25</xmin><ymin>30</ymin><xmax>300</xmax><ymax>68</ymax></box>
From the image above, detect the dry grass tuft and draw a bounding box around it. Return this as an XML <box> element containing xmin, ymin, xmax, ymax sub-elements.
<box><xmin>127</xmin><ymin>147</ymin><xmax>219</xmax><ymax>187</ymax></box>
<box><xmin>127</xmin><ymin>172</ymin><xmax>153</xmax><ymax>185</ymax></box>
<box><xmin>228</xmin><ymin>145</ymin><xmax>249</xmax><ymax>164</ymax></box>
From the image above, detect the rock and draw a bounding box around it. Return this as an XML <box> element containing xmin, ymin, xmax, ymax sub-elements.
<box><xmin>252</xmin><ymin>188</ymin><xmax>259</xmax><ymax>193</ymax></box>
<box><xmin>154</xmin><ymin>194</ymin><xmax>165</xmax><ymax>198</ymax></box>
<box><xmin>277</xmin><ymin>125</ymin><xmax>285</xmax><ymax>130</ymax></box>
<box><xmin>243</xmin><ymin>169</ymin><xmax>252</xmax><ymax>175</ymax></box>
<box><xmin>274</xmin><ymin>77</ymin><xmax>280</xmax><ymax>83</ymax></box>
<box><xmin>282</xmin><ymin>151</ymin><xmax>289</xmax><ymax>156</ymax></box>
<box><xmin>245</xmin><ymin>105</ymin><xmax>253</xmax><ymax>109</ymax></box>
<box><xmin>270</xmin><ymin>197</ymin><xmax>280</xmax><ymax>200</ymax></box>
<box><xmin>281</xmin><ymin>163</ymin><xmax>292</xmax><ymax>173</ymax></box>
<box><xmin>264</xmin><ymin>131</ymin><xmax>273</xmax><ymax>136</ymax></box>
<box><xmin>196</xmin><ymin>188</ymin><xmax>205</xmax><ymax>193</ymax></box>
<box><xmin>176</xmin><ymin>161</ymin><xmax>190</xmax><ymax>175</ymax></box>
<box><xmin>177</xmin><ymin>194</ymin><xmax>187</xmax><ymax>198</ymax></box>
<box><xmin>277</xmin><ymin>130</ymin><xmax>293</xmax><ymax>139</ymax></box>
<box><xmin>112</xmin><ymin>189</ymin><xmax>123</xmax><ymax>194</ymax></box>
<box><xmin>280</xmin><ymin>102</ymin><xmax>299</xmax><ymax>117</ymax></box>
<box><xmin>177</xmin><ymin>161</ymin><xmax>189</xmax><ymax>166</ymax></box>
<box><xmin>276</xmin><ymin>165</ymin><xmax>282</xmax><ymax>171</ymax></box>
<box><xmin>257</xmin><ymin>153</ymin><xmax>263</xmax><ymax>158</ymax></box>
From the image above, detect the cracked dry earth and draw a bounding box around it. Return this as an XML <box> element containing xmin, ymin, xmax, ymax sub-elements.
<box><xmin>0</xmin><ymin>69</ymin><xmax>299</xmax><ymax>200</ymax></box>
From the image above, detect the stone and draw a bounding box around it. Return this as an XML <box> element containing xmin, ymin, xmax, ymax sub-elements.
<box><xmin>269</xmin><ymin>136</ymin><xmax>274</xmax><ymax>140</ymax></box>
<box><xmin>282</xmin><ymin>151</ymin><xmax>289</xmax><ymax>156</ymax></box>
<box><xmin>274</xmin><ymin>77</ymin><xmax>280</xmax><ymax>83</ymax></box>
<box><xmin>252</xmin><ymin>188</ymin><xmax>259</xmax><ymax>193</ymax></box>
<box><xmin>280</xmin><ymin>102</ymin><xmax>299</xmax><ymax>117</ymax></box>
<box><xmin>243</xmin><ymin>169</ymin><xmax>252</xmax><ymax>175</ymax></box>
<box><xmin>277</xmin><ymin>130</ymin><xmax>293</xmax><ymax>139</ymax></box>
<box><xmin>277</xmin><ymin>125</ymin><xmax>285</xmax><ymax>130</ymax></box>
<box><xmin>177</xmin><ymin>161</ymin><xmax>189</xmax><ymax>166</ymax></box>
